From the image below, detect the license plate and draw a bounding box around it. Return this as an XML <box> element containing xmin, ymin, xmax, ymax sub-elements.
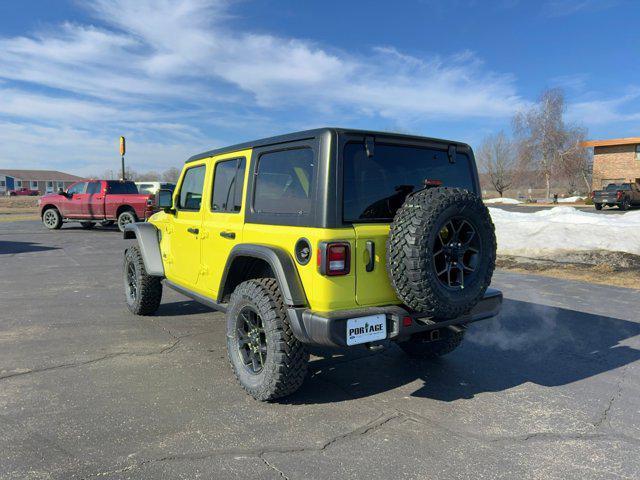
<box><xmin>346</xmin><ymin>314</ymin><xmax>387</xmax><ymax>346</ymax></box>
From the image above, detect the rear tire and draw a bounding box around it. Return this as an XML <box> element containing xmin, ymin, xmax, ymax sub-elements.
<box><xmin>620</xmin><ymin>199</ymin><xmax>630</xmax><ymax>211</ymax></box>
<box><xmin>123</xmin><ymin>245</ymin><xmax>162</xmax><ymax>315</ymax></box>
<box><xmin>594</xmin><ymin>203</ymin><xmax>603</xmax><ymax>211</ymax></box>
<box><xmin>80</xmin><ymin>221</ymin><xmax>95</xmax><ymax>229</ymax></box>
<box><xmin>398</xmin><ymin>328</ymin><xmax>465</xmax><ymax>359</ymax></box>
<box><xmin>117</xmin><ymin>210</ymin><xmax>137</xmax><ymax>232</ymax></box>
<box><xmin>226</xmin><ymin>278</ymin><xmax>309</xmax><ymax>401</ymax></box>
<box><xmin>42</xmin><ymin>208</ymin><xmax>63</xmax><ymax>230</ymax></box>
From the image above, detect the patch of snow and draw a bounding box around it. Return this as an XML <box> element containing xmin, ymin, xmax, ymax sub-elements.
<box><xmin>557</xmin><ymin>196</ymin><xmax>585</xmax><ymax>203</ymax></box>
<box><xmin>489</xmin><ymin>206</ymin><xmax>640</xmax><ymax>256</ymax></box>
<box><xmin>484</xmin><ymin>197</ymin><xmax>522</xmax><ymax>204</ymax></box>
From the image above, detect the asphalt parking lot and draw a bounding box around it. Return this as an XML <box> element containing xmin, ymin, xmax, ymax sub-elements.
<box><xmin>1</xmin><ymin>220</ymin><xmax>640</xmax><ymax>479</ymax></box>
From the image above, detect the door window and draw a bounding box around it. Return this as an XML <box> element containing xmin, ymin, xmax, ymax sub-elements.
<box><xmin>253</xmin><ymin>148</ymin><xmax>314</xmax><ymax>214</ymax></box>
<box><xmin>178</xmin><ymin>165</ymin><xmax>206</xmax><ymax>211</ymax></box>
<box><xmin>67</xmin><ymin>182</ymin><xmax>87</xmax><ymax>195</ymax></box>
<box><xmin>211</xmin><ymin>158</ymin><xmax>246</xmax><ymax>213</ymax></box>
<box><xmin>87</xmin><ymin>181</ymin><xmax>102</xmax><ymax>194</ymax></box>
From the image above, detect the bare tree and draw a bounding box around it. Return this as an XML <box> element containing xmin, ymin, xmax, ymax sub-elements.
<box><xmin>557</xmin><ymin>127</ymin><xmax>593</xmax><ymax>194</ymax></box>
<box><xmin>137</xmin><ymin>170</ymin><xmax>161</xmax><ymax>181</ymax></box>
<box><xmin>162</xmin><ymin>167</ymin><xmax>181</xmax><ymax>183</ymax></box>
<box><xmin>477</xmin><ymin>131</ymin><xmax>517</xmax><ymax>197</ymax></box>
<box><xmin>513</xmin><ymin>88</ymin><xmax>589</xmax><ymax>200</ymax></box>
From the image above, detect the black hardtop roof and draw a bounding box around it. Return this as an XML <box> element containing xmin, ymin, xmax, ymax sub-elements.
<box><xmin>186</xmin><ymin>127</ymin><xmax>471</xmax><ymax>163</ymax></box>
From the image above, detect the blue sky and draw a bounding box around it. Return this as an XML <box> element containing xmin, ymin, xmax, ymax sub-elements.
<box><xmin>0</xmin><ymin>0</ymin><xmax>638</xmax><ymax>175</ymax></box>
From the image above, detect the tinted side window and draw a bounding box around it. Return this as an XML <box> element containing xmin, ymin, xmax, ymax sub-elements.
<box><xmin>107</xmin><ymin>181</ymin><xmax>138</xmax><ymax>194</ymax></box>
<box><xmin>178</xmin><ymin>165</ymin><xmax>206</xmax><ymax>210</ymax></box>
<box><xmin>211</xmin><ymin>158</ymin><xmax>246</xmax><ymax>213</ymax></box>
<box><xmin>67</xmin><ymin>182</ymin><xmax>87</xmax><ymax>195</ymax></box>
<box><xmin>87</xmin><ymin>181</ymin><xmax>101</xmax><ymax>194</ymax></box>
<box><xmin>254</xmin><ymin>148</ymin><xmax>314</xmax><ymax>215</ymax></box>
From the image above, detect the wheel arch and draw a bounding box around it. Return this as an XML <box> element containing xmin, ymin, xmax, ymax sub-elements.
<box><xmin>116</xmin><ymin>204</ymin><xmax>137</xmax><ymax>218</ymax></box>
<box><xmin>40</xmin><ymin>204</ymin><xmax>59</xmax><ymax>216</ymax></box>
<box><xmin>123</xmin><ymin>223</ymin><xmax>164</xmax><ymax>277</ymax></box>
<box><xmin>218</xmin><ymin>244</ymin><xmax>307</xmax><ymax>307</ymax></box>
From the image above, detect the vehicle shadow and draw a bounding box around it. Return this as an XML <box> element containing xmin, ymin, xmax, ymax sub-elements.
<box><xmin>155</xmin><ymin>300</ymin><xmax>213</xmax><ymax>317</ymax></box>
<box><xmin>285</xmin><ymin>298</ymin><xmax>640</xmax><ymax>404</ymax></box>
<box><xmin>0</xmin><ymin>241</ymin><xmax>59</xmax><ymax>255</ymax></box>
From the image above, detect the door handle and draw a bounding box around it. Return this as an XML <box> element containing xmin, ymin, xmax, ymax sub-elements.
<box><xmin>187</xmin><ymin>227</ymin><xmax>199</xmax><ymax>235</ymax></box>
<box><xmin>365</xmin><ymin>240</ymin><xmax>375</xmax><ymax>272</ymax></box>
<box><xmin>220</xmin><ymin>231</ymin><xmax>236</xmax><ymax>239</ymax></box>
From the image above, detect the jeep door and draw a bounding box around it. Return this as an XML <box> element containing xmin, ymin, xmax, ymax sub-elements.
<box><xmin>165</xmin><ymin>162</ymin><xmax>208</xmax><ymax>287</ymax></box>
<box><xmin>199</xmin><ymin>151</ymin><xmax>249</xmax><ymax>297</ymax></box>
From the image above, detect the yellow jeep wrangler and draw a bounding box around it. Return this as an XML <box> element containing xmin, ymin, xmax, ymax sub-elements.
<box><xmin>123</xmin><ymin>128</ymin><xmax>501</xmax><ymax>401</ymax></box>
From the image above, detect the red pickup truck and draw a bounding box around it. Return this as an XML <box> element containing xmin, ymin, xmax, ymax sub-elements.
<box><xmin>9</xmin><ymin>187</ymin><xmax>40</xmax><ymax>196</ymax></box>
<box><xmin>39</xmin><ymin>180</ymin><xmax>157</xmax><ymax>232</ymax></box>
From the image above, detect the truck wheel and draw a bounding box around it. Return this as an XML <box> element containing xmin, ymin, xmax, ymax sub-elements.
<box><xmin>226</xmin><ymin>278</ymin><xmax>309</xmax><ymax>401</ymax></box>
<box><xmin>42</xmin><ymin>208</ymin><xmax>63</xmax><ymax>230</ymax></box>
<box><xmin>620</xmin><ymin>199</ymin><xmax>630</xmax><ymax>211</ymax></box>
<box><xmin>387</xmin><ymin>187</ymin><xmax>496</xmax><ymax>318</ymax></box>
<box><xmin>398</xmin><ymin>328</ymin><xmax>465</xmax><ymax>359</ymax></box>
<box><xmin>117</xmin><ymin>210</ymin><xmax>137</xmax><ymax>232</ymax></box>
<box><xmin>80</xmin><ymin>221</ymin><xmax>95</xmax><ymax>229</ymax></box>
<box><xmin>123</xmin><ymin>245</ymin><xmax>162</xmax><ymax>315</ymax></box>
<box><xmin>594</xmin><ymin>203</ymin><xmax>603</xmax><ymax>211</ymax></box>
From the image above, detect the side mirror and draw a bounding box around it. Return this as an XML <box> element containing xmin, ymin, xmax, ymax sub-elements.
<box><xmin>157</xmin><ymin>189</ymin><xmax>174</xmax><ymax>213</ymax></box>
<box><xmin>58</xmin><ymin>188</ymin><xmax>67</xmax><ymax>197</ymax></box>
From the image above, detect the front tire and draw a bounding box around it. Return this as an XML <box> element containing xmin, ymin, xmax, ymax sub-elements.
<box><xmin>42</xmin><ymin>208</ymin><xmax>63</xmax><ymax>230</ymax></box>
<box><xmin>117</xmin><ymin>210</ymin><xmax>137</xmax><ymax>232</ymax></box>
<box><xmin>226</xmin><ymin>278</ymin><xmax>309</xmax><ymax>401</ymax></box>
<box><xmin>398</xmin><ymin>328</ymin><xmax>465</xmax><ymax>359</ymax></box>
<box><xmin>124</xmin><ymin>245</ymin><xmax>162</xmax><ymax>315</ymax></box>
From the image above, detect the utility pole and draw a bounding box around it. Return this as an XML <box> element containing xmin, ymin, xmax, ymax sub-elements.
<box><xmin>120</xmin><ymin>136</ymin><xmax>126</xmax><ymax>181</ymax></box>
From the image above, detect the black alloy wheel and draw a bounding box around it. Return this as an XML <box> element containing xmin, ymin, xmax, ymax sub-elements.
<box><xmin>432</xmin><ymin>217</ymin><xmax>481</xmax><ymax>289</ymax></box>
<box><xmin>235</xmin><ymin>306</ymin><xmax>268</xmax><ymax>374</ymax></box>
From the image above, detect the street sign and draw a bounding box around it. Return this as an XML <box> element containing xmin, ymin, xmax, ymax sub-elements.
<box><xmin>120</xmin><ymin>136</ymin><xmax>126</xmax><ymax>156</ymax></box>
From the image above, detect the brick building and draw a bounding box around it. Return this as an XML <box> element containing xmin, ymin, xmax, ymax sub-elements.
<box><xmin>0</xmin><ymin>169</ymin><xmax>85</xmax><ymax>195</ymax></box>
<box><xmin>581</xmin><ymin>137</ymin><xmax>640</xmax><ymax>190</ymax></box>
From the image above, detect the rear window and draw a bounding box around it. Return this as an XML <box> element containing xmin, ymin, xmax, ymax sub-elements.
<box><xmin>107</xmin><ymin>181</ymin><xmax>138</xmax><ymax>194</ymax></box>
<box><xmin>253</xmin><ymin>148</ymin><xmax>315</xmax><ymax>215</ymax></box>
<box><xmin>606</xmin><ymin>184</ymin><xmax>630</xmax><ymax>191</ymax></box>
<box><xmin>343</xmin><ymin>142</ymin><xmax>475</xmax><ymax>222</ymax></box>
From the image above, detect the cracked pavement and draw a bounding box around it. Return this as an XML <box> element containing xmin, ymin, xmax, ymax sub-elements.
<box><xmin>1</xmin><ymin>220</ymin><xmax>639</xmax><ymax>479</ymax></box>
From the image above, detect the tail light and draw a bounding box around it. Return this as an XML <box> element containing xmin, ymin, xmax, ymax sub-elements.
<box><xmin>590</xmin><ymin>191</ymin><xmax>595</xmax><ymax>199</ymax></box>
<box><xmin>318</xmin><ymin>242</ymin><xmax>350</xmax><ymax>276</ymax></box>
<box><xmin>616</xmin><ymin>190</ymin><xmax>623</xmax><ymax>201</ymax></box>
<box><xmin>424</xmin><ymin>179</ymin><xmax>443</xmax><ymax>188</ymax></box>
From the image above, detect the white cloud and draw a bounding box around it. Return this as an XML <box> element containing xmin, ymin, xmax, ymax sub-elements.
<box><xmin>0</xmin><ymin>0</ymin><xmax>527</xmax><ymax>173</ymax></box>
<box><xmin>567</xmin><ymin>90</ymin><xmax>640</xmax><ymax>125</ymax></box>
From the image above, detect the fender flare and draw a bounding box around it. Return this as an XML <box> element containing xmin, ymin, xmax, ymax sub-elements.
<box><xmin>218</xmin><ymin>244</ymin><xmax>307</xmax><ymax>307</ymax></box>
<box><xmin>123</xmin><ymin>223</ymin><xmax>164</xmax><ymax>277</ymax></box>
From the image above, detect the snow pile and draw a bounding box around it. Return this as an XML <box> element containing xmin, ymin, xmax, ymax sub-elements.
<box><xmin>484</xmin><ymin>197</ymin><xmax>522</xmax><ymax>204</ymax></box>
<box><xmin>489</xmin><ymin>206</ymin><xmax>640</xmax><ymax>256</ymax></box>
<box><xmin>557</xmin><ymin>196</ymin><xmax>585</xmax><ymax>203</ymax></box>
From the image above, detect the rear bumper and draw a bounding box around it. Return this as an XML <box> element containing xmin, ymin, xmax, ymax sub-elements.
<box><xmin>287</xmin><ymin>288</ymin><xmax>502</xmax><ymax>348</ymax></box>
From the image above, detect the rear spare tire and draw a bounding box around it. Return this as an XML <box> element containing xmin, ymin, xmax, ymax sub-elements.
<box><xmin>386</xmin><ymin>187</ymin><xmax>496</xmax><ymax>318</ymax></box>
